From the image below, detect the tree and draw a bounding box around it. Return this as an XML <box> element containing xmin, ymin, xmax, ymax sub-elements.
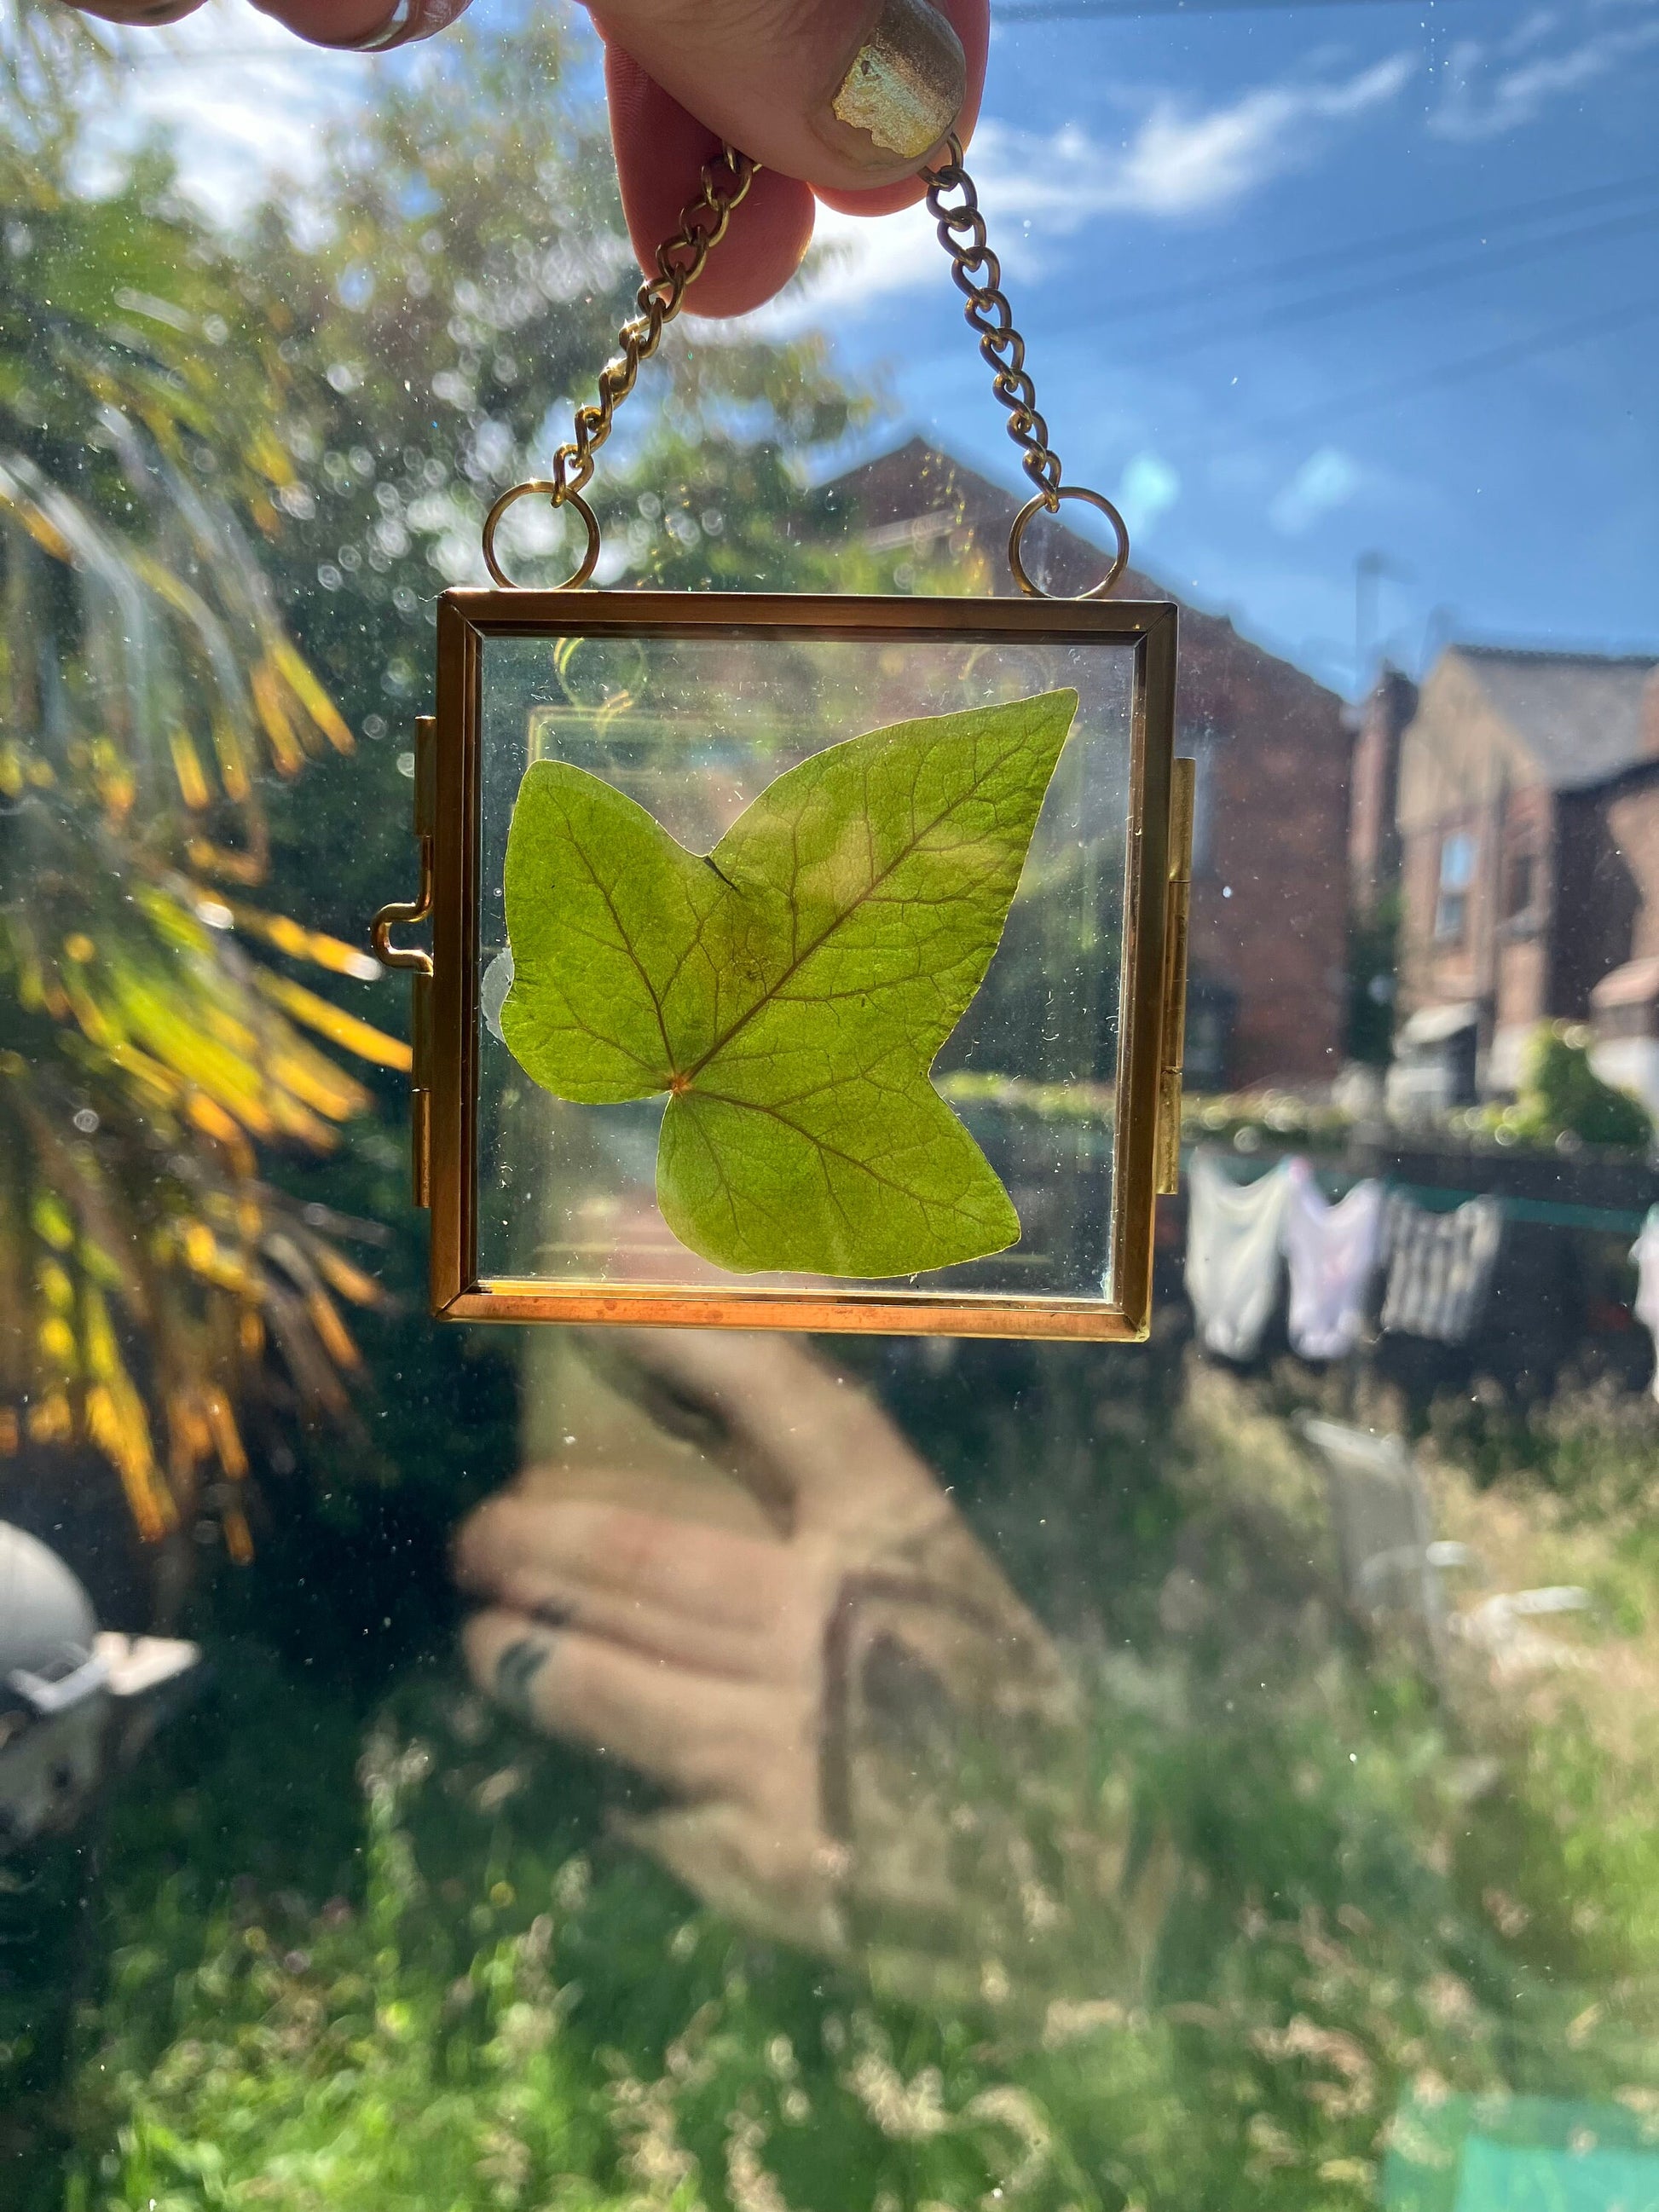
<box><xmin>0</xmin><ymin>0</ymin><xmax>912</xmax><ymax>1567</ymax></box>
<box><xmin>232</xmin><ymin>11</ymin><xmax>887</xmax><ymax>945</ymax></box>
<box><xmin>1499</xmin><ymin>1023</ymin><xmax>1652</xmax><ymax>1152</ymax></box>
<box><xmin>0</xmin><ymin>4</ymin><xmax>399</xmax><ymax>1561</ymax></box>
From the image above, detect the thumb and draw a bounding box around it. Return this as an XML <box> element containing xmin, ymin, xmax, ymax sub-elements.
<box><xmin>599</xmin><ymin>0</ymin><xmax>985</xmax><ymax>317</ymax></box>
<box><xmin>604</xmin><ymin>54</ymin><xmax>820</xmax><ymax>320</ymax></box>
<box><xmin>589</xmin><ymin>0</ymin><xmax>975</xmax><ymax>195</ymax></box>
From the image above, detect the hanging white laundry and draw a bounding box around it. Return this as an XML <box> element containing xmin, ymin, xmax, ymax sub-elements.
<box><xmin>1379</xmin><ymin>1193</ymin><xmax>1503</xmax><ymax>1345</ymax></box>
<box><xmin>1185</xmin><ymin>1151</ymin><xmax>1292</xmax><ymax>1361</ymax></box>
<box><xmin>1630</xmin><ymin>1204</ymin><xmax>1659</xmax><ymax>1404</ymax></box>
<box><xmin>1283</xmin><ymin>1160</ymin><xmax>1385</xmax><ymax>1361</ymax></box>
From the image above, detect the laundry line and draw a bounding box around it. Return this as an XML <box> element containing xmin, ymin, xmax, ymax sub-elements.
<box><xmin>1189</xmin><ymin>1153</ymin><xmax>1519</xmax><ymax>1364</ymax></box>
<box><xmin>1189</xmin><ymin>1149</ymin><xmax>1655</xmax><ymax>1238</ymax></box>
<box><xmin>1188</xmin><ymin>1147</ymin><xmax>1659</xmax><ymax>1392</ymax></box>
<box><xmin>950</xmin><ymin>1089</ymin><xmax>1658</xmax><ymax>1235</ymax></box>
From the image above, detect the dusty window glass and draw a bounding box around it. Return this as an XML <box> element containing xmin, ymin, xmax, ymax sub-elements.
<box><xmin>3</xmin><ymin>5</ymin><xmax>1659</xmax><ymax>2212</ymax></box>
<box><xmin>472</xmin><ymin>624</ymin><xmax>1134</xmax><ymax>1305</ymax></box>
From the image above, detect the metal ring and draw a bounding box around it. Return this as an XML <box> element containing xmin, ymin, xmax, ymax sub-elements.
<box><xmin>480</xmin><ymin>483</ymin><xmax>601</xmax><ymax>592</ymax></box>
<box><xmin>1007</xmin><ymin>485</ymin><xmax>1130</xmax><ymax>601</ymax></box>
<box><xmin>308</xmin><ymin>0</ymin><xmax>471</xmax><ymax>49</ymax></box>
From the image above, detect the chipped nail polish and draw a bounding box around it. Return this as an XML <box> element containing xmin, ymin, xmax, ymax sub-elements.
<box><xmin>829</xmin><ymin>0</ymin><xmax>967</xmax><ymax>164</ymax></box>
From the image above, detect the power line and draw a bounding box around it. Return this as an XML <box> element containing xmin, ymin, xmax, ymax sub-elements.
<box><xmin>1242</xmin><ymin>292</ymin><xmax>1659</xmax><ymax>442</ymax></box>
<box><xmin>1101</xmin><ymin>169</ymin><xmax>1659</xmax><ymax>329</ymax></box>
<box><xmin>1125</xmin><ymin>200</ymin><xmax>1659</xmax><ymax>355</ymax></box>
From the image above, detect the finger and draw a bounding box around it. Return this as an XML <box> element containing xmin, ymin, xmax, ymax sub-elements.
<box><xmin>601</xmin><ymin>1329</ymin><xmax>944</xmax><ymax>1536</ymax></box>
<box><xmin>620</xmin><ymin>1802</ymin><xmax>847</xmax><ymax>1951</ymax></box>
<box><xmin>462</xmin><ymin>1608</ymin><xmax>773</xmax><ymax>1796</ymax></box>
<box><xmin>592</xmin><ymin>0</ymin><xmax>974</xmax><ymax>197</ymax></box>
<box><xmin>517</xmin><ymin>1326</ymin><xmax>781</xmax><ymax>1547</ymax></box>
<box><xmin>521</xmin><ymin>1328</ymin><xmax>720</xmax><ymax>1486</ymax></box>
<box><xmin>606</xmin><ymin>54</ymin><xmax>818</xmax><ymax>321</ymax></box>
<box><xmin>247</xmin><ymin>0</ymin><xmax>472</xmax><ymax>48</ymax></box>
<box><xmin>812</xmin><ymin>0</ymin><xmax>986</xmax><ymax>217</ymax></box>
<box><xmin>62</xmin><ymin>0</ymin><xmax>206</xmax><ymax>22</ymax></box>
<box><xmin>454</xmin><ymin>1494</ymin><xmax>795</xmax><ymax>1655</ymax></box>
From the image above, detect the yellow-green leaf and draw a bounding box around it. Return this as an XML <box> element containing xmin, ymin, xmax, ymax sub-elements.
<box><xmin>502</xmin><ymin>689</ymin><xmax>1078</xmax><ymax>1278</ymax></box>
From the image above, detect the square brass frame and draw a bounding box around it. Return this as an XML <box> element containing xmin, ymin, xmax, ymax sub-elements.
<box><xmin>411</xmin><ymin>588</ymin><xmax>1182</xmax><ymax>1341</ymax></box>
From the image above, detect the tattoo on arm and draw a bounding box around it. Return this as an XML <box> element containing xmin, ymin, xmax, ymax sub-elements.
<box><xmin>495</xmin><ymin>1633</ymin><xmax>554</xmax><ymax>1724</ymax></box>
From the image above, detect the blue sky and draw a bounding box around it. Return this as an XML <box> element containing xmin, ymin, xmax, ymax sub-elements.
<box><xmin>111</xmin><ymin>0</ymin><xmax>1659</xmax><ymax>696</ymax></box>
<box><xmin>777</xmin><ymin>0</ymin><xmax>1659</xmax><ymax>692</ymax></box>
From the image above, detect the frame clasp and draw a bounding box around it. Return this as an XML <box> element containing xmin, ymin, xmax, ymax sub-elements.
<box><xmin>370</xmin><ymin>713</ymin><xmax>436</xmax><ymax>1207</ymax></box>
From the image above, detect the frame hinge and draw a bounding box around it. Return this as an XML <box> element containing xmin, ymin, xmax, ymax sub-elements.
<box><xmin>369</xmin><ymin>713</ymin><xmax>436</xmax><ymax>1209</ymax></box>
<box><xmin>1154</xmin><ymin>754</ymin><xmax>1195</xmax><ymax>1197</ymax></box>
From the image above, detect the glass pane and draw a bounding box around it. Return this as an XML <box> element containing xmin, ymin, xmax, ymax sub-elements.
<box><xmin>7</xmin><ymin>1</ymin><xmax>1658</xmax><ymax>2207</ymax></box>
<box><xmin>473</xmin><ymin>626</ymin><xmax>1133</xmax><ymax>1302</ymax></box>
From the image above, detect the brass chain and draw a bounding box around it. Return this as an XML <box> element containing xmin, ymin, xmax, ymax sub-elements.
<box><xmin>921</xmin><ymin>132</ymin><xmax>1061</xmax><ymax>509</ymax></box>
<box><xmin>481</xmin><ymin>144</ymin><xmax>755</xmax><ymax>586</ymax></box>
<box><xmin>547</xmin><ymin>142</ymin><xmax>756</xmax><ymax>506</ymax></box>
<box><xmin>482</xmin><ymin>131</ymin><xmax>1126</xmax><ymax>598</ymax></box>
<box><xmin>921</xmin><ymin>131</ymin><xmax>1128</xmax><ymax>597</ymax></box>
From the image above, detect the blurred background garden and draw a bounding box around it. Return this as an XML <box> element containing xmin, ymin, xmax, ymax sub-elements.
<box><xmin>3</xmin><ymin>0</ymin><xmax>1659</xmax><ymax>2207</ymax></box>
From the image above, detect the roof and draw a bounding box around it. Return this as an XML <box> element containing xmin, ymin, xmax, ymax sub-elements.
<box><xmin>1454</xmin><ymin>644</ymin><xmax>1658</xmax><ymax>792</ymax></box>
<box><xmin>825</xmin><ymin>436</ymin><xmax>1163</xmax><ymax>598</ymax></box>
<box><xmin>824</xmin><ymin>439</ymin><xmax>1342</xmax><ymax>713</ymax></box>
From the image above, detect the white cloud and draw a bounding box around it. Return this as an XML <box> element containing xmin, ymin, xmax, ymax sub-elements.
<box><xmin>1269</xmin><ymin>447</ymin><xmax>1361</xmax><ymax>535</ymax></box>
<box><xmin>758</xmin><ymin>57</ymin><xmax>1416</xmax><ymax>332</ymax></box>
<box><xmin>770</xmin><ymin>202</ymin><xmax>942</xmax><ymax>326</ymax></box>
<box><xmin>1431</xmin><ymin>14</ymin><xmax>1659</xmax><ymax>139</ymax></box>
<box><xmin>1501</xmin><ymin>8</ymin><xmax>1560</xmax><ymax>57</ymax></box>
<box><xmin>80</xmin><ymin>0</ymin><xmax>373</xmax><ymax>219</ymax></box>
<box><xmin>1101</xmin><ymin>54</ymin><xmax>1416</xmax><ymax>217</ymax></box>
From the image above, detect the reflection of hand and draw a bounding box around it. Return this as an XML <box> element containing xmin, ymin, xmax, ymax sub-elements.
<box><xmin>455</xmin><ymin>1328</ymin><xmax>1073</xmax><ymax>1965</ymax></box>
<box><xmin>66</xmin><ymin>0</ymin><xmax>986</xmax><ymax>320</ymax></box>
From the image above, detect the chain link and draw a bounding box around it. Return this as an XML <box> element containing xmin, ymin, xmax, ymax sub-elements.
<box><xmin>481</xmin><ymin>145</ymin><xmax>756</xmax><ymax>586</ymax></box>
<box><xmin>922</xmin><ymin>133</ymin><xmax>1062</xmax><ymax>511</ymax></box>
<box><xmin>548</xmin><ymin>144</ymin><xmax>756</xmax><ymax>507</ymax></box>
<box><xmin>483</xmin><ymin>131</ymin><xmax>1127</xmax><ymax>598</ymax></box>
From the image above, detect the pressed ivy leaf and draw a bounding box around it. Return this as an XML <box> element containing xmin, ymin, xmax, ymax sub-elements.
<box><xmin>501</xmin><ymin>687</ymin><xmax>1080</xmax><ymax>1277</ymax></box>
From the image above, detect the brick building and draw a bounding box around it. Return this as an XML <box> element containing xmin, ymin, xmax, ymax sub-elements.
<box><xmin>825</xmin><ymin>440</ymin><xmax>1350</xmax><ymax>1089</ymax></box>
<box><xmin>1363</xmin><ymin>644</ymin><xmax>1659</xmax><ymax>1109</ymax></box>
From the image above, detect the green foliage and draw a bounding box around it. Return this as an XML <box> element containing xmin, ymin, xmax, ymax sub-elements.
<box><xmin>1485</xmin><ymin>1023</ymin><xmax>1652</xmax><ymax>1152</ymax></box>
<box><xmin>231</xmin><ymin>11</ymin><xmax>882</xmax><ymax>902</ymax></box>
<box><xmin>0</xmin><ymin>3</ymin><xmax>403</xmax><ymax>1544</ymax></box>
<box><xmin>37</xmin><ymin>1352</ymin><xmax>1659</xmax><ymax>2210</ymax></box>
<box><xmin>503</xmin><ymin>692</ymin><xmax>1078</xmax><ymax>1275</ymax></box>
<box><xmin>1425</xmin><ymin>1373</ymin><xmax>1659</xmax><ymax>1504</ymax></box>
<box><xmin>1</xmin><ymin>0</ymin><xmax>893</xmax><ymax>1537</ymax></box>
<box><xmin>67</xmin><ymin>1568</ymin><xmax>1659</xmax><ymax>2212</ymax></box>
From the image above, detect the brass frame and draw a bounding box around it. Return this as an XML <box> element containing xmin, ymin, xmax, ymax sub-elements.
<box><xmin>392</xmin><ymin>587</ymin><xmax>1184</xmax><ymax>1341</ymax></box>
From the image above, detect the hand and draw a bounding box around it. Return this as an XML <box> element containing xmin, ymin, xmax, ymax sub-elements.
<box><xmin>454</xmin><ymin>1328</ymin><xmax>1076</xmax><ymax>1971</ymax></box>
<box><xmin>67</xmin><ymin>0</ymin><xmax>988</xmax><ymax>319</ymax></box>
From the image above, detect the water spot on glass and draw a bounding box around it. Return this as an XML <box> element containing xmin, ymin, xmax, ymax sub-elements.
<box><xmin>482</xmin><ymin>948</ymin><xmax>514</xmax><ymax>1041</ymax></box>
